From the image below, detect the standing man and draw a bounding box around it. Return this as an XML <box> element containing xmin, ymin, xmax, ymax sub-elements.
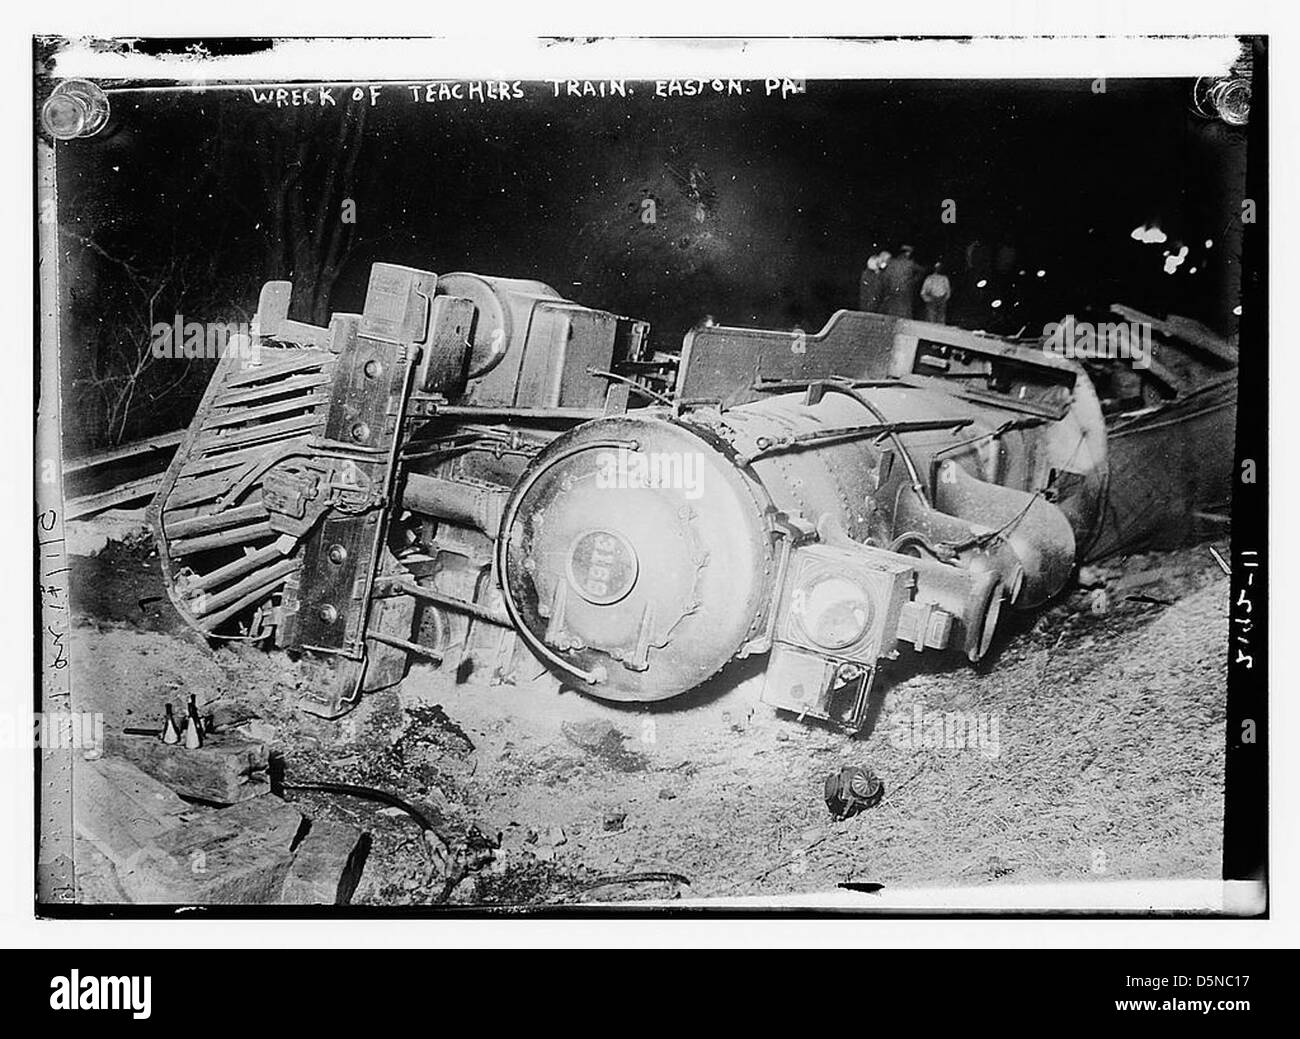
<box><xmin>859</xmin><ymin>250</ymin><xmax>891</xmax><ymax>312</ymax></box>
<box><xmin>879</xmin><ymin>244</ymin><xmax>923</xmax><ymax>318</ymax></box>
<box><xmin>921</xmin><ymin>261</ymin><xmax>952</xmax><ymax>324</ymax></box>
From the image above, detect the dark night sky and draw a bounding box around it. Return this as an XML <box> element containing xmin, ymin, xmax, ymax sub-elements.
<box><xmin>55</xmin><ymin>76</ymin><xmax>1248</xmax><ymax>448</ymax></box>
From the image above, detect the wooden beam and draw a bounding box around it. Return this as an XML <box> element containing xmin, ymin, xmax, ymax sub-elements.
<box><xmin>63</xmin><ymin>429</ymin><xmax>184</xmax><ymax>475</ymax></box>
<box><xmin>104</xmin><ymin>733</ymin><xmax>271</xmax><ymax>805</ymax></box>
<box><xmin>1165</xmin><ymin>314</ymin><xmax>1239</xmax><ymax>366</ymax></box>
<box><xmin>66</xmin><ymin>474</ymin><xmax>164</xmax><ymax>519</ymax></box>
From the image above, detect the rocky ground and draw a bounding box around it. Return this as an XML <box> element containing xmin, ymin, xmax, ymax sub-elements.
<box><xmin>66</xmin><ymin>522</ymin><xmax>1229</xmax><ymax>907</ymax></box>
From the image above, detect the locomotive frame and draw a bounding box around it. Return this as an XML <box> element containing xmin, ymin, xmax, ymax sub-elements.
<box><xmin>149</xmin><ymin>259</ymin><xmax>1112</xmax><ymax>733</ymax></box>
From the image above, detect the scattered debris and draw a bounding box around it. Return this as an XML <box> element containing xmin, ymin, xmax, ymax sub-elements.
<box><xmin>603</xmin><ymin>811</ymin><xmax>628</xmax><ymax>832</ymax></box>
<box><xmin>233</xmin><ymin>719</ymin><xmax>280</xmax><ymax>745</ymax></box>
<box><xmin>280</xmin><ymin>779</ymin><xmax>449</xmax><ymax>856</ymax></box>
<box><xmin>561</xmin><ymin>719</ymin><xmax>648</xmax><ymax>773</ymax></box>
<box><xmin>1126</xmin><ymin>593</ymin><xmax>1175</xmax><ymax>607</ymax></box>
<box><xmin>824</xmin><ymin>765</ymin><xmax>885</xmax><ymax>820</ymax></box>
<box><xmin>278</xmin><ymin>774</ymin><xmax>501</xmax><ymax>902</ymax></box>
<box><xmin>1110</xmin><ymin>303</ymin><xmax>1239</xmax><ymax>367</ymax></box>
<box><xmin>64</xmin><ymin>508</ymin><xmax>152</xmax><ymax>558</ymax></box>
<box><xmin>66</xmin><ymin>535</ymin><xmax>1229</xmax><ymax>905</ymax></box>
<box><xmin>579</xmin><ymin>871</ymin><xmax>690</xmax><ymax>895</ymax></box>
<box><xmin>1208</xmin><ymin>545</ymin><xmax>1231</xmax><ymax>575</ymax></box>
<box><xmin>985</xmin><ymin>854</ymin><xmax>1015</xmax><ymax>880</ymax></box>
<box><xmin>1076</xmin><ymin>566</ymin><xmax>1106</xmax><ymax>589</ymax></box>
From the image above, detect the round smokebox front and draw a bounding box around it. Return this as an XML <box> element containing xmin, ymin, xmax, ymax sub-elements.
<box><xmin>499</xmin><ymin>414</ymin><xmax>775</xmax><ymax>702</ymax></box>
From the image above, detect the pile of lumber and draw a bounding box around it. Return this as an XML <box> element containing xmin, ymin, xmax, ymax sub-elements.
<box><xmin>73</xmin><ymin>740</ymin><xmax>369</xmax><ymax>906</ymax></box>
<box><xmin>1108</xmin><ymin>304</ymin><xmax>1238</xmax><ymax>399</ymax></box>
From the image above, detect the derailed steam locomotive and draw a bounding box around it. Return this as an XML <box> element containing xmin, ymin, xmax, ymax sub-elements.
<box><xmin>149</xmin><ymin>263</ymin><xmax>1108</xmax><ymax>730</ymax></box>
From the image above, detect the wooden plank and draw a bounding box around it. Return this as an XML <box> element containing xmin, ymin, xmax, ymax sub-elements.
<box><xmin>66</xmin><ymin>474</ymin><xmax>164</xmax><ymax>519</ymax></box>
<box><xmin>104</xmin><ymin>733</ymin><xmax>271</xmax><ymax>805</ymax></box>
<box><xmin>1109</xmin><ymin>302</ymin><xmax>1170</xmax><ymax>334</ymax></box>
<box><xmin>72</xmin><ymin>755</ymin><xmax>195</xmax><ymax>903</ymax></box>
<box><xmin>1140</xmin><ymin>357</ymin><xmax>1189</xmax><ymax>396</ymax></box>
<box><xmin>1165</xmin><ymin>313</ymin><xmax>1239</xmax><ymax>366</ymax></box>
<box><xmin>73</xmin><ymin>753</ymin><xmax>304</xmax><ymax>905</ymax></box>
<box><xmin>280</xmin><ymin>820</ymin><xmax>370</xmax><ymax>905</ymax></box>
<box><xmin>74</xmin><ymin>755</ymin><xmax>192</xmax><ymax>850</ymax></box>
<box><xmin>128</xmin><ymin>797</ymin><xmax>302</xmax><ymax>904</ymax></box>
<box><xmin>1110</xmin><ymin>303</ymin><xmax>1238</xmax><ymax>367</ymax></box>
<box><xmin>64</xmin><ymin>430</ymin><xmax>185</xmax><ymax>475</ymax></box>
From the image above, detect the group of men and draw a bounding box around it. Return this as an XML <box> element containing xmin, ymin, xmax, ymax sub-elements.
<box><xmin>859</xmin><ymin>245</ymin><xmax>952</xmax><ymax>323</ymax></box>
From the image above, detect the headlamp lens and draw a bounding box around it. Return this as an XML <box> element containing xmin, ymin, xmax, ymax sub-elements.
<box><xmin>798</xmin><ymin>575</ymin><xmax>873</xmax><ymax>650</ymax></box>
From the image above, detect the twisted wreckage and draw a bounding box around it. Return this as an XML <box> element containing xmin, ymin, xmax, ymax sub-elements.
<box><xmin>148</xmin><ymin>263</ymin><xmax>1234</xmax><ymax>733</ymax></box>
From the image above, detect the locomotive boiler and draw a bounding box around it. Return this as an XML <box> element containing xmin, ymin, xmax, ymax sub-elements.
<box><xmin>149</xmin><ymin>262</ymin><xmax>1108</xmax><ymax>731</ymax></box>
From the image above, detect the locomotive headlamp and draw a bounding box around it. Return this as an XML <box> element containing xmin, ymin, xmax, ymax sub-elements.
<box><xmin>761</xmin><ymin>545</ymin><xmax>913</xmax><ymax>729</ymax></box>
<box><xmin>794</xmin><ymin>574</ymin><xmax>874</xmax><ymax>651</ymax></box>
<box><xmin>763</xmin><ymin>540</ymin><xmax>1008</xmax><ymax>731</ymax></box>
<box><xmin>777</xmin><ymin>545</ymin><xmax>910</xmax><ymax>662</ymax></box>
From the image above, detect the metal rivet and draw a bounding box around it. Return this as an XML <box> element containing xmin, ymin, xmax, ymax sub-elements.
<box><xmin>351</xmin><ymin>422</ymin><xmax>370</xmax><ymax>442</ymax></box>
<box><xmin>317</xmin><ymin>604</ymin><xmax>339</xmax><ymax>624</ymax></box>
<box><xmin>363</xmin><ymin>359</ymin><xmax>382</xmax><ymax>379</ymax></box>
<box><xmin>328</xmin><ymin>545</ymin><xmax>348</xmax><ymax>565</ymax></box>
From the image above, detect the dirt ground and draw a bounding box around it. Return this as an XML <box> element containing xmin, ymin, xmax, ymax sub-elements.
<box><xmin>66</xmin><ymin>524</ymin><xmax>1229</xmax><ymax>906</ymax></box>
